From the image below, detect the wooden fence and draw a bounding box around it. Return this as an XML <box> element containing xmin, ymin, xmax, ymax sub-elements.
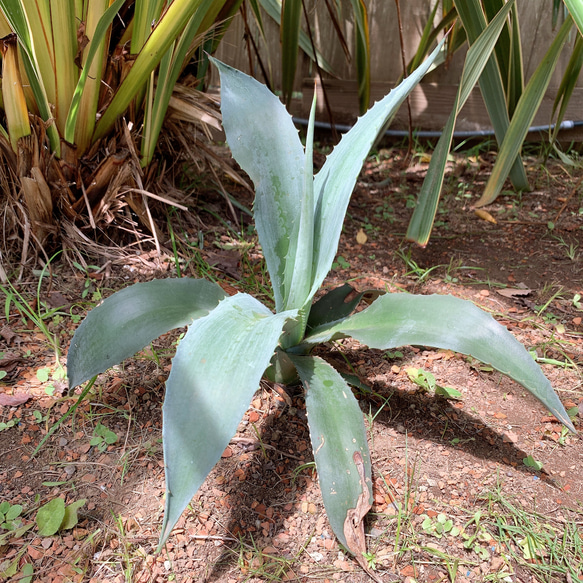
<box><xmin>214</xmin><ymin>1</ymin><xmax>583</xmax><ymax>140</ymax></box>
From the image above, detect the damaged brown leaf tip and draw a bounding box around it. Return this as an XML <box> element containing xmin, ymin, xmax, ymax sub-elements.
<box><xmin>344</xmin><ymin>451</ymin><xmax>382</xmax><ymax>582</ymax></box>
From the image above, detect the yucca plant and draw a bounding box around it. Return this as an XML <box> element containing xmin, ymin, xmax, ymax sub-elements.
<box><xmin>251</xmin><ymin>0</ymin><xmax>370</xmax><ymax>113</ymax></box>
<box><xmin>0</xmin><ymin>0</ymin><xmax>370</xmax><ymax>268</ymax></box>
<box><xmin>0</xmin><ymin>0</ymin><xmax>249</xmax><ymax>254</ymax></box>
<box><xmin>67</xmin><ymin>47</ymin><xmax>574</xmax><ymax>579</ymax></box>
<box><xmin>405</xmin><ymin>0</ymin><xmax>583</xmax><ymax>245</ymax></box>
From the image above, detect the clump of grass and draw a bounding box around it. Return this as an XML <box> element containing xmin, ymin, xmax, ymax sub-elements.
<box><xmin>481</xmin><ymin>485</ymin><xmax>583</xmax><ymax>581</ymax></box>
<box><xmin>367</xmin><ymin>477</ymin><xmax>583</xmax><ymax>582</ymax></box>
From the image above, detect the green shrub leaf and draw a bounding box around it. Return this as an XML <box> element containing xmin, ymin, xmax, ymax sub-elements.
<box><xmin>68</xmin><ymin>278</ymin><xmax>226</xmax><ymax>390</ymax></box>
<box><xmin>160</xmin><ymin>293</ymin><xmax>297</xmax><ymax>545</ymax></box>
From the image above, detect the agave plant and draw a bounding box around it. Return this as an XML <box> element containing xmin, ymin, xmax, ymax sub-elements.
<box><xmin>67</xmin><ymin>42</ymin><xmax>574</xmax><ymax>578</ymax></box>
<box><xmin>405</xmin><ymin>0</ymin><xmax>583</xmax><ymax>245</ymax></box>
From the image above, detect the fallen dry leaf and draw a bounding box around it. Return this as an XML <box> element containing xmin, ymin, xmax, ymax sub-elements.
<box><xmin>204</xmin><ymin>250</ymin><xmax>241</xmax><ymax>279</ymax></box>
<box><xmin>474</xmin><ymin>209</ymin><xmax>497</xmax><ymax>223</ymax></box>
<box><xmin>497</xmin><ymin>288</ymin><xmax>532</xmax><ymax>298</ymax></box>
<box><xmin>356</xmin><ymin>229</ymin><xmax>368</xmax><ymax>245</ymax></box>
<box><xmin>1</xmin><ymin>327</ymin><xmax>20</xmax><ymax>344</ymax></box>
<box><xmin>0</xmin><ymin>392</ymin><xmax>31</xmax><ymax>406</ymax></box>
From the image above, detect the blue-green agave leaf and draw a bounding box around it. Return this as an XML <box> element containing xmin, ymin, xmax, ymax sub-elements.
<box><xmin>160</xmin><ymin>294</ymin><xmax>298</xmax><ymax>545</ymax></box>
<box><xmin>284</xmin><ymin>85</ymin><xmax>316</xmax><ymax>323</ymax></box>
<box><xmin>289</xmin><ymin>355</ymin><xmax>372</xmax><ymax>552</ymax></box>
<box><xmin>309</xmin><ymin>40</ymin><xmax>445</xmax><ymax>299</ymax></box>
<box><xmin>307</xmin><ymin>284</ymin><xmax>368</xmax><ymax>331</ymax></box>
<box><xmin>67</xmin><ymin>279</ymin><xmax>225</xmax><ymax>390</ymax></box>
<box><xmin>302</xmin><ymin>293</ymin><xmax>574</xmax><ymax>431</ymax></box>
<box><xmin>211</xmin><ymin>57</ymin><xmax>309</xmax><ymax>313</ymax></box>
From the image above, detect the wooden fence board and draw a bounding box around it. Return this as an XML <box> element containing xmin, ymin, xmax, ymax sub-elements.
<box><xmin>213</xmin><ymin>0</ymin><xmax>583</xmax><ymax>137</ymax></box>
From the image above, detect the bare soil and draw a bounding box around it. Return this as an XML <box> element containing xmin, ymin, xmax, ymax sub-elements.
<box><xmin>1</xmin><ymin>147</ymin><xmax>582</xmax><ymax>583</ymax></box>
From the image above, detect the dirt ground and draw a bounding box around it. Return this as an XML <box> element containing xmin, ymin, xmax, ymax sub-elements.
<box><xmin>0</xmin><ymin>146</ymin><xmax>582</xmax><ymax>583</ymax></box>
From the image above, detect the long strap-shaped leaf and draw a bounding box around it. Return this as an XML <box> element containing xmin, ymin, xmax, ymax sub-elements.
<box><xmin>289</xmin><ymin>355</ymin><xmax>372</xmax><ymax>556</ymax></box>
<box><xmin>301</xmin><ymin>293</ymin><xmax>574</xmax><ymax>431</ymax></box>
<box><xmin>349</xmin><ymin>0</ymin><xmax>371</xmax><ymax>114</ymax></box>
<box><xmin>476</xmin><ymin>14</ymin><xmax>573</xmax><ymax>207</ymax></box>
<box><xmin>454</xmin><ymin>0</ymin><xmax>528</xmax><ymax>191</ymax></box>
<box><xmin>564</xmin><ymin>0</ymin><xmax>583</xmax><ymax>37</ymax></box>
<box><xmin>64</xmin><ymin>0</ymin><xmax>126</xmax><ymax>145</ymax></box>
<box><xmin>257</xmin><ymin>0</ymin><xmax>335</xmax><ymax>75</ymax></box>
<box><xmin>309</xmin><ymin>39</ymin><xmax>445</xmax><ymax>299</ymax></box>
<box><xmin>93</xmin><ymin>0</ymin><xmax>206</xmax><ymax>142</ymax></box>
<box><xmin>0</xmin><ymin>0</ymin><xmax>60</xmax><ymax>154</ymax></box>
<box><xmin>281</xmin><ymin>0</ymin><xmax>302</xmax><ymax>106</ymax></box>
<box><xmin>407</xmin><ymin>0</ymin><xmax>515</xmax><ymax>245</ymax></box>
<box><xmin>160</xmin><ymin>294</ymin><xmax>297</xmax><ymax>544</ymax></box>
<box><xmin>67</xmin><ymin>278</ymin><xmax>226</xmax><ymax>390</ymax></box>
<box><xmin>482</xmin><ymin>0</ymin><xmax>523</xmax><ymax>117</ymax></box>
<box><xmin>551</xmin><ymin>32</ymin><xmax>583</xmax><ymax>144</ymax></box>
<box><xmin>140</xmin><ymin>0</ymin><xmax>227</xmax><ymax>166</ymax></box>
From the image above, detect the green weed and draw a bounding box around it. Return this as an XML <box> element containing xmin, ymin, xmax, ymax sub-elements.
<box><xmin>90</xmin><ymin>423</ymin><xmax>119</xmax><ymax>452</ymax></box>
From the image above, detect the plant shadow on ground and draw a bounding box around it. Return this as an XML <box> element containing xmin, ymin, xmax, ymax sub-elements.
<box><xmin>1</xmin><ymin>146</ymin><xmax>582</xmax><ymax>582</ymax></box>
